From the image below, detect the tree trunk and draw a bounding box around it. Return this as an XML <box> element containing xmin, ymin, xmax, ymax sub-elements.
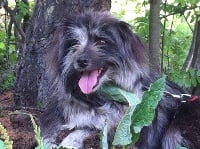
<box><xmin>183</xmin><ymin>19</ymin><xmax>199</xmax><ymax>71</ymax></box>
<box><xmin>191</xmin><ymin>20</ymin><xmax>200</xmax><ymax>69</ymax></box>
<box><xmin>14</xmin><ymin>0</ymin><xmax>111</xmax><ymax>107</ymax></box>
<box><xmin>182</xmin><ymin>17</ymin><xmax>200</xmax><ymax>95</ymax></box>
<box><xmin>191</xmin><ymin>20</ymin><xmax>200</xmax><ymax>95</ymax></box>
<box><xmin>149</xmin><ymin>0</ymin><xmax>161</xmax><ymax>73</ymax></box>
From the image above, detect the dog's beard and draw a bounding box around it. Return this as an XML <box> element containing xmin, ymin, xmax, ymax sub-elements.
<box><xmin>60</xmin><ymin>44</ymin><xmax>145</xmax><ymax>106</ymax></box>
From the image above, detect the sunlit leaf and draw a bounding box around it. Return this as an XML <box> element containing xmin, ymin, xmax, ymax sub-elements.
<box><xmin>101</xmin><ymin>76</ymin><xmax>166</xmax><ymax>146</ymax></box>
<box><xmin>101</xmin><ymin>85</ymin><xmax>141</xmax><ymax>145</ymax></box>
<box><xmin>101</xmin><ymin>120</ymin><xmax>108</xmax><ymax>149</ymax></box>
<box><xmin>131</xmin><ymin>76</ymin><xmax>166</xmax><ymax>144</ymax></box>
<box><xmin>0</xmin><ymin>140</ymin><xmax>6</xmax><ymax>149</ymax></box>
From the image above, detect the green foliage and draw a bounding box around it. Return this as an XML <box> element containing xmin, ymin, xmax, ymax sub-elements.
<box><xmin>0</xmin><ymin>0</ymin><xmax>35</xmax><ymax>91</ymax></box>
<box><xmin>100</xmin><ymin>84</ymin><xmax>140</xmax><ymax>104</ymax></box>
<box><xmin>0</xmin><ymin>12</ymin><xmax>16</xmax><ymax>91</ymax></box>
<box><xmin>16</xmin><ymin>0</ymin><xmax>30</xmax><ymax>22</ymax></box>
<box><xmin>0</xmin><ymin>30</ymin><xmax>17</xmax><ymax>63</ymax></box>
<box><xmin>161</xmin><ymin>0</ymin><xmax>200</xmax><ymax>23</ymax></box>
<box><xmin>100</xmin><ymin>120</ymin><xmax>108</xmax><ymax>149</ymax></box>
<box><xmin>112</xmin><ymin>0</ymin><xmax>199</xmax><ymax>89</ymax></box>
<box><xmin>113</xmin><ymin>103</ymin><xmax>138</xmax><ymax>146</ymax></box>
<box><xmin>134</xmin><ymin>12</ymin><xmax>149</xmax><ymax>41</ymax></box>
<box><xmin>0</xmin><ymin>140</ymin><xmax>6</xmax><ymax>149</ymax></box>
<box><xmin>0</xmin><ymin>123</ymin><xmax>13</xmax><ymax>149</ymax></box>
<box><xmin>163</xmin><ymin>19</ymin><xmax>192</xmax><ymax>73</ymax></box>
<box><xmin>101</xmin><ymin>76</ymin><xmax>166</xmax><ymax>147</ymax></box>
<box><xmin>169</xmin><ymin>68</ymin><xmax>200</xmax><ymax>88</ymax></box>
<box><xmin>29</xmin><ymin>114</ymin><xmax>47</xmax><ymax>149</ymax></box>
<box><xmin>176</xmin><ymin>147</ymin><xmax>187</xmax><ymax>149</ymax></box>
<box><xmin>0</xmin><ymin>71</ymin><xmax>15</xmax><ymax>91</ymax></box>
<box><xmin>100</xmin><ymin>84</ymin><xmax>141</xmax><ymax>145</ymax></box>
<box><xmin>131</xmin><ymin>76</ymin><xmax>166</xmax><ymax>144</ymax></box>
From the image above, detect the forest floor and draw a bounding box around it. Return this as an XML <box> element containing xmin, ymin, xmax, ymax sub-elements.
<box><xmin>0</xmin><ymin>90</ymin><xmax>39</xmax><ymax>149</ymax></box>
<box><xmin>0</xmin><ymin>90</ymin><xmax>100</xmax><ymax>149</ymax></box>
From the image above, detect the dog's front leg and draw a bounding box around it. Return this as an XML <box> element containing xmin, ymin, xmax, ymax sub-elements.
<box><xmin>59</xmin><ymin>129</ymin><xmax>92</xmax><ymax>149</ymax></box>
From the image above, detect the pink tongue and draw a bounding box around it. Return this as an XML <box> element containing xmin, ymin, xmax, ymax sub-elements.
<box><xmin>78</xmin><ymin>70</ymin><xmax>99</xmax><ymax>94</ymax></box>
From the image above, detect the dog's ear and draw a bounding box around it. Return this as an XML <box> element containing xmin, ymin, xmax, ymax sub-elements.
<box><xmin>46</xmin><ymin>27</ymin><xmax>66</xmax><ymax>79</ymax></box>
<box><xmin>117</xmin><ymin>21</ymin><xmax>147</xmax><ymax>66</ymax></box>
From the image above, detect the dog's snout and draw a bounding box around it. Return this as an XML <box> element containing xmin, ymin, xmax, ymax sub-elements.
<box><xmin>77</xmin><ymin>57</ymin><xmax>89</xmax><ymax>68</ymax></box>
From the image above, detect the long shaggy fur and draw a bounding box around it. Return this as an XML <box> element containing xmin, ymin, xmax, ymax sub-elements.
<box><xmin>40</xmin><ymin>11</ymin><xmax>200</xmax><ymax>149</ymax></box>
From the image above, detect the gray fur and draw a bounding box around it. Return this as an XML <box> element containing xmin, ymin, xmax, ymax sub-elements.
<box><xmin>41</xmin><ymin>11</ymin><xmax>191</xmax><ymax>149</ymax></box>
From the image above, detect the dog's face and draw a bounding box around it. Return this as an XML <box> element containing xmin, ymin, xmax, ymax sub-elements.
<box><xmin>47</xmin><ymin>11</ymin><xmax>148</xmax><ymax>105</ymax></box>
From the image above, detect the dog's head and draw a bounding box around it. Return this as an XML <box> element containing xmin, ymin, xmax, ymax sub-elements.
<box><xmin>47</xmin><ymin>11</ymin><xmax>148</xmax><ymax>104</ymax></box>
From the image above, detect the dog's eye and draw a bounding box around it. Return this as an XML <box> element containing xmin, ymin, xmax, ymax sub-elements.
<box><xmin>69</xmin><ymin>40</ymin><xmax>79</xmax><ymax>47</ymax></box>
<box><xmin>66</xmin><ymin>40</ymin><xmax>79</xmax><ymax>48</ymax></box>
<box><xmin>96</xmin><ymin>39</ymin><xmax>107</xmax><ymax>45</ymax></box>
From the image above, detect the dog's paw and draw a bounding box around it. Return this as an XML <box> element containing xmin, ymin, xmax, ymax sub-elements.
<box><xmin>42</xmin><ymin>138</ymin><xmax>58</xmax><ymax>149</ymax></box>
<box><xmin>43</xmin><ymin>143</ymin><xmax>57</xmax><ymax>149</ymax></box>
<box><xmin>59</xmin><ymin>145</ymin><xmax>79</xmax><ymax>149</ymax></box>
<box><xmin>58</xmin><ymin>136</ymin><xmax>83</xmax><ymax>149</ymax></box>
<box><xmin>58</xmin><ymin>129</ymin><xmax>92</xmax><ymax>149</ymax></box>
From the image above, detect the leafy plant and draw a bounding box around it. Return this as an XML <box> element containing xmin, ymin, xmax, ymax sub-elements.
<box><xmin>168</xmin><ymin>68</ymin><xmax>200</xmax><ymax>88</ymax></box>
<box><xmin>0</xmin><ymin>123</ymin><xmax>13</xmax><ymax>149</ymax></box>
<box><xmin>100</xmin><ymin>120</ymin><xmax>108</xmax><ymax>149</ymax></box>
<box><xmin>100</xmin><ymin>76</ymin><xmax>166</xmax><ymax>147</ymax></box>
<box><xmin>0</xmin><ymin>28</ymin><xmax>16</xmax><ymax>65</ymax></box>
<box><xmin>30</xmin><ymin>114</ymin><xmax>68</xmax><ymax>149</ymax></box>
<box><xmin>176</xmin><ymin>147</ymin><xmax>187</xmax><ymax>149</ymax></box>
<box><xmin>131</xmin><ymin>76</ymin><xmax>165</xmax><ymax>144</ymax></box>
<box><xmin>0</xmin><ymin>71</ymin><xmax>15</xmax><ymax>91</ymax></box>
<box><xmin>0</xmin><ymin>140</ymin><xmax>6</xmax><ymax>149</ymax></box>
<box><xmin>0</xmin><ymin>22</ymin><xmax>16</xmax><ymax>91</ymax></box>
<box><xmin>29</xmin><ymin>114</ymin><xmax>47</xmax><ymax>149</ymax></box>
<box><xmin>16</xmin><ymin>0</ymin><xmax>30</xmax><ymax>22</ymax></box>
<box><xmin>101</xmin><ymin>85</ymin><xmax>141</xmax><ymax>146</ymax></box>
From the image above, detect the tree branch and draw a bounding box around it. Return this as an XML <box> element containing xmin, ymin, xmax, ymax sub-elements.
<box><xmin>5</xmin><ymin>18</ymin><xmax>13</xmax><ymax>63</ymax></box>
<box><xmin>160</xmin><ymin>4</ymin><xmax>198</xmax><ymax>19</ymax></box>
<box><xmin>1</xmin><ymin>0</ymin><xmax>25</xmax><ymax>41</ymax></box>
<box><xmin>161</xmin><ymin>0</ymin><xmax>167</xmax><ymax>72</ymax></box>
<box><xmin>182</xmin><ymin>18</ymin><xmax>198</xmax><ymax>71</ymax></box>
<box><xmin>183</xmin><ymin>15</ymin><xmax>193</xmax><ymax>32</ymax></box>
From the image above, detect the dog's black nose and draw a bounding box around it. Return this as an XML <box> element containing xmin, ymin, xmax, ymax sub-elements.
<box><xmin>77</xmin><ymin>57</ymin><xmax>89</xmax><ymax>68</ymax></box>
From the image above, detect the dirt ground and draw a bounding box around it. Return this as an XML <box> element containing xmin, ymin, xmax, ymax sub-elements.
<box><xmin>0</xmin><ymin>91</ymin><xmax>100</xmax><ymax>149</ymax></box>
<box><xmin>0</xmin><ymin>90</ymin><xmax>39</xmax><ymax>149</ymax></box>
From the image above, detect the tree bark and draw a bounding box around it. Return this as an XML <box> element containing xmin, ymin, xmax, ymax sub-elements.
<box><xmin>182</xmin><ymin>17</ymin><xmax>200</xmax><ymax>95</ymax></box>
<box><xmin>183</xmin><ymin>19</ymin><xmax>199</xmax><ymax>71</ymax></box>
<box><xmin>191</xmin><ymin>20</ymin><xmax>200</xmax><ymax>95</ymax></box>
<box><xmin>149</xmin><ymin>0</ymin><xmax>161</xmax><ymax>73</ymax></box>
<box><xmin>14</xmin><ymin>0</ymin><xmax>111</xmax><ymax>107</ymax></box>
<box><xmin>191</xmin><ymin>20</ymin><xmax>200</xmax><ymax>70</ymax></box>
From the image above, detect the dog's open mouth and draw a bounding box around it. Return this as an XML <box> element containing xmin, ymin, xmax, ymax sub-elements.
<box><xmin>78</xmin><ymin>68</ymin><xmax>105</xmax><ymax>94</ymax></box>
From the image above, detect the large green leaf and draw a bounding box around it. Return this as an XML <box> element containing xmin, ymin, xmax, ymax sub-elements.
<box><xmin>131</xmin><ymin>76</ymin><xmax>166</xmax><ymax>144</ymax></box>
<box><xmin>176</xmin><ymin>147</ymin><xmax>187</xmax><ymax>149</ymax></box>
<box><xmin>0</xmin><ymin>140</ymin><xmax>6</xmax><ymax>149</ymax></box>
<box><xmin>112</xmin><ymin>105</ymin><xmax>138</xmax><ymax>145</ymax></box>
<box><xmin>100</xmin><ymin>76</ymin><xmax>166</xmax><ymax>146</ymax></box>
<box><xmin>30</xmin><ymin>114</ymin><xmax>48</xmax><ymax>149</ymax></box>
<box><xmin>100</xmin><ymin>85</ymin><xmax>140</xmax><ymax>104</ymax></box>
<box><xmin>100</xmin><ymin>120</ymin><xmax>108</xmax><ymax>149</ymax></box>
<box><xmin>101</xmin><ymin>85</ymin><xmax>141</xmax><ymax>145</ymax></box>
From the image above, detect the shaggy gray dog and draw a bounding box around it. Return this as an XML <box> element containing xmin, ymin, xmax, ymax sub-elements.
<box><xmin>40</xmin><ymin>11</ymin><xmax>195</xmax><ymax>149</ymax></box>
